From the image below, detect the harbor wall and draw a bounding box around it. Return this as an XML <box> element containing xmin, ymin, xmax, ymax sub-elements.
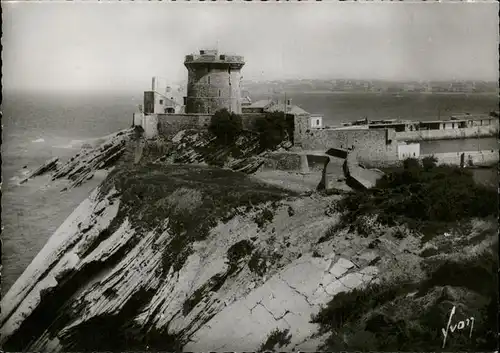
<box><xmin>396</xmin><ymin>124</ymin><xmax>498</xmax><ymax>142</ymax></box>
<box><xmin>422</xmin><ymin>150</ymin><xmax>498</xmax><ymax>167</ymax></box>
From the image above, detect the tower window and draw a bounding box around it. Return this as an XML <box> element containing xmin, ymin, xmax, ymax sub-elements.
<box><xmin>218</xmin><ymin>89</ymin><xmax>221</xmax><ymax>97</ymax></box>
<box><xmin>208</xmin><ymin>76</ymin><xmax>210</xmax><ymax>84</ymax></box>
<box><xmin>316</xmin><ymin>119</ymin><xmax>320</xmax><ymax>126</ymax></box>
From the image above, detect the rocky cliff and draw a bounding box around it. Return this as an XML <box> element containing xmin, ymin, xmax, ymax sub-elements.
<box><xmin>1</xmin><ymin>128</ymin><xmax>497</xmax><ymax>352</ymax></box>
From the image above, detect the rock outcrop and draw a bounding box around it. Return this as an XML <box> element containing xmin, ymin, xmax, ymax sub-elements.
<box><xmin>20</xmin><ymin>157</ymin><xmax>60</xmax><ymax>184</ymax></box>
<box><xmin>51</xmin><ymin>130</ymin><xmax>132</xmax><ymax>190</ymax></box>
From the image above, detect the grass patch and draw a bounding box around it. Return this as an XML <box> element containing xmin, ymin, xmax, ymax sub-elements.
<box><xmin>311</xmin><ymin>282</ymin><xmax>417</xmax><ymax>332</ymax></box>
<box><xmin>227</xmin><ymin>239</ymin><xmax>255</xmax><ymax>270</ymax></box>
<box><xmin>99</xmin><ymin>164</ymin><xmax>295</xmax><ymax>276</ymax></box>
<box><xmin>254</xmin><ymin>208</ymin><xmax>275</xmax><ymax>228</ymax></box>
<box><xmin>248</xmin><ymin>251</ymin><xmax>269</xmax><ymax>277</ymax></box>
<box><xmin>258</xmin><ymin>328</ymin><xmax>292</xmax><ymax>352</ymax></box>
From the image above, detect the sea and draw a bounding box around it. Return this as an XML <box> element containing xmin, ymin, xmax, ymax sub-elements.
<box><xmin>1</xmin><ymin>91</ymin><xmax>498</xmax><ymax>295</ymax></box>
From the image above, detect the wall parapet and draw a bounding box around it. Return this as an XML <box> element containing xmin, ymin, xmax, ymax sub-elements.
<box><xmin>422</xmin><ymin>150</ymin><xmax>498</xmax><ymax>167</ymax></box>
<box><xmin>396</xmin><ymin>125</ymin><xmax>498</xmax><ymax>142</ymax></box>
<box><xmin>344</xmin><ymin>148</ymin><xmax>385</xmax><ymax>189</ymax></box>
<box><xmin>297</xmin><ymin>127</ymin><xmax>399</xmax><ymax>167</ymax></box>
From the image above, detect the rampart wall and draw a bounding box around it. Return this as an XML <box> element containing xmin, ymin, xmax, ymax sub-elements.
<box><xmin>344</xmin><ymin>149</ymin><xmax>385</xmax><ymax>189</ymax></box>
<box><xmin>260</xmin><ymin>153</ymin><xmax>302</xmax><ymax>172</ymax></box>
<box><xmin>142</xmin><ymin>114</ymin><xmax>158</xmax><ymax>139</ymax></box>
<box><xmin>259</xmin><ymin>153</ymin><xmax>331</xmax><ymax>174</ymax></box>
<box><xmin>396</xmin><ymin>124</ymin><xmax>498</xmax><ymax>142</ymax></box>
<box><xmin>297</xmin><ymin>126</ymin><xmax>399</xmax><ymax>167</ymax></box>
<box><xmin>153</xmin><ymin>113</ymin><xmax>266</xmax><ymax>139</ymax></box>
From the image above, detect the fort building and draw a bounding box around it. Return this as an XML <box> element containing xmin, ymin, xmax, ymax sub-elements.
<box><xmin>134</xmin><ymin>48</ymin><xmax>498</xmax><ymax>170</ymax></box>
<box><xmin>184</xmin><ymin>49</ymin><xmax>245</xmax><ymax>114</ymax></box>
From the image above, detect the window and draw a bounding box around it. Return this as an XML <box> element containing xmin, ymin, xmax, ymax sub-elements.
<box><xmin>159</xmin><ymin>99</ymin><xmax>164</xmax><ymax>105</ymax></box>
<box><xmin>218</xmin><ymin>89</ymin><xmax>221</xmax><ymax>97</ymax></box>
<box><xmin>208</xmin><ymin>76</ymin><xmax>210</xmax><ymax>85</ymax></box>
<box><xmin>316</xmin><ymin>119</ymin><xmax>320</xmax><ymax>126</ymax></box>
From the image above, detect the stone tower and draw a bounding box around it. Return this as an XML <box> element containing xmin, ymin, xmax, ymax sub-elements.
<box><xmin>184</xmin><ymin>49</ymin><xmax>245</xmax><ymax>114</ymax></box>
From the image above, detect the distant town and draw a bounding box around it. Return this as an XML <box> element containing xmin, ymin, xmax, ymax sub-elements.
<box><xmin>241</xmin><ymin>79</ymin><xmax>499</xmax><ymax>95</ymax></box>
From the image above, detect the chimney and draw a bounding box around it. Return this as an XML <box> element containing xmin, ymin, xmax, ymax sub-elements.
<box><xmin>152</xmin><ymin>77</ymin><xmax>156</xmax><ymax>91</ymax></box>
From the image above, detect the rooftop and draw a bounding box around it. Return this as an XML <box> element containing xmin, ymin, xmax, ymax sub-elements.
<box><xmin>266</xmin><ymin>102</ymin><xmax>310</xmax><ymax>116</ymax></box>
<box><xmin>246</xmin><ymin>99</ymin><xmax>274</xmax><ymax>109</ymax></box>
<box><xmin>184</xmin><ymin>49</ymin><xmax>245</xmax><ymax>67</ymax></box>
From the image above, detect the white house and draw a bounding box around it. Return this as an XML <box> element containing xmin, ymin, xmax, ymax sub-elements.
<box><xmin>310</xmin><ymin>115</ymin><xmax>323</xmax><ymax>129</ymax></box>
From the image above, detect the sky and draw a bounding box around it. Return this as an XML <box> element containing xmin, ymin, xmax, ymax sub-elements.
<box><xmin>2</xmin><ymin>1</ymin><xmax>499</xmax><ymax>93</ymax></box>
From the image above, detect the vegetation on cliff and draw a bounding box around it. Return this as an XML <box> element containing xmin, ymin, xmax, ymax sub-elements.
<box><xmin>99</xmin><ymin>164</ymin><xmax>297</xmax><ymax>277</ymax></box>
<box><xmin>209</xmin><ymin>108</ymin><xmax>243</xmax><ymax>145</ymax></box>
<box><xmin>208</xmin><ymin>108</ymin><xmax>291</xmax><ymax>156</ymax></box>
<box><xmin>314</xmin><ymin>157</ymin><xmax>498</xmax><ymax>351</ymax></box>
<box><xmin>330</xmin><ymin>157</ymin><xmax>497</xmax><ymax>239</ymax></box>
<box><xmin>255</xmin><ymin>111</ymin><xmax>290</xmax><ymax>151</ymax></box>
<box><xmin>312</xmin><ymin>240</ymin><xmax>498</xmax><ymax>351</ymax></box>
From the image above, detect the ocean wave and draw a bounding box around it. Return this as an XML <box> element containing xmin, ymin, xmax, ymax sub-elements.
<box><xmin>53</xmin><ymin>139</ymin><xmax>85</xmax><ymax>149</ymax></box>
<box><xmin>31</xmin><ymin>138</ymin><xmax>45</xmax><ymax>143</ymax></box>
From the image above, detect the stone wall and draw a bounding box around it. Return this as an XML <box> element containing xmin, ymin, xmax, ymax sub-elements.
<box><xmin>260</xmin><ymin>153</ymin><xmax>302</xmax><ymax>171</ymax></box>
<box><xmin>344</xmin><ymin>149</ymin><xmax>385</xmax><ymax>189</ymax></box>
<box><xmin>152</xmin><ymin>113</ymin><xmax>266</xmax><ymax>140</ymax></box>
<box><xmin>142</xmin><ymin>114</ymin><xmax>159</xmax><ymax>139</ymax></box>
<box><xmin>307</xmin><ymin>155</ymin><xmax>329</xmax><ymax>172</ymax></box>
<box><xmin>422</xmin><ymin>150</ymin><xmax>499</xmax><ymax>167</ymax></box>
<box><xmin>298</xmin><ymin>126</ymin><xmax>399</xmax><ymax>167</ymax></box>
<box><xmin>156</xmin><ymin>114</ymin><xmax>209</xmax><ymax>139</ymax></box>
<box><xmin>396</xmin><ymin>124</ymin><xmax>498</xmax><ymax>142</ymax></box>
